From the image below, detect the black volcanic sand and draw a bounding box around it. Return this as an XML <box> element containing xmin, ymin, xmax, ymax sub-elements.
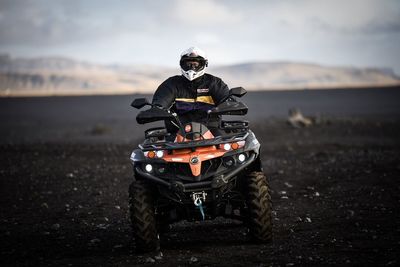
<box><xmin>1</xmin><ymin>118</ymin><xmax>400</xmax><ymax>266</ymax></box>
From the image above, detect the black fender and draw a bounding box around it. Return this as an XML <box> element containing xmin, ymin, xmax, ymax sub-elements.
<box><xmin>130</xmin><ymin>149</ymin><xmax>146</xmax><ymax>163</ymax></box>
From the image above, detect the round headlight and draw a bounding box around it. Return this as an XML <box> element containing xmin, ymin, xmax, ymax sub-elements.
<box><xmin>156</xmin><ymin>150</ymin><xmax>164</xmax><ymax>158</ymax></box>
<box><xmin>238</xmin><ymin>154</ymin><xmax>246</xmax><ymax>163</ymax></box>
<box><xmin>145</xmin><ymin>164</ymin><xmax>153</xmax><ymax>172</ymax></box>
<box><xmin>223</xmin><ymin>143</ymin><xmax>231</xmax><ymax>151</ymax></box>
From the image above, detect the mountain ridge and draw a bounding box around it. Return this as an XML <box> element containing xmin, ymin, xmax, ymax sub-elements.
<box><xmin>1</xmin><ymin>54</ymin><xmax>399</xmax><ymax>96</ymax></box>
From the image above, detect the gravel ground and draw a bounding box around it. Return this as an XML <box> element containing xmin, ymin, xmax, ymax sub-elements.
<box><xmin>1</xmin><ymin>118</ymin><xmax>400</xmax><ymax>266</ymax></box>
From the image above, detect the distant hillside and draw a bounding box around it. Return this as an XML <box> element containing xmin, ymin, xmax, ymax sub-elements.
<box><xmin>0</xmin><ymin>54</ymin><xmax>399</xmax><ymax>96</ymax></box>
<box><xmin>0</xmin><ymin>54</ymin><xmax>176</xmax><ymax>96</ymax></box>
<box><xmin>210</xmin><ymin>62</ymin><xmax>400</xmax><ymax>89</ymax></box>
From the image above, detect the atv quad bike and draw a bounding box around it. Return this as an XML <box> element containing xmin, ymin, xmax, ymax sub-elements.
<box><xmin>129</xmin><ymin>87</ymin><xmax>272</xmax><ymax>252</ymax></box>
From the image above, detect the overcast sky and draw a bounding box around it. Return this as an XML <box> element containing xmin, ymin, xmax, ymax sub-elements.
<box><xmin>1</xmin><ymin>0</ymin><xmax>400</xmax><ymax>74</ymax></box>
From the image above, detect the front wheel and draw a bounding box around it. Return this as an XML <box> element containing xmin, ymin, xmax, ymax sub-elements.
<box><xmin>244</xmin><ymin>171</ymin><xmax>272</xmax><ymax>242</ymax></box>
<box><xmin>129</xmin><ymin>180</ymin><xmax>159</xmax><ymax>252</ymax></box>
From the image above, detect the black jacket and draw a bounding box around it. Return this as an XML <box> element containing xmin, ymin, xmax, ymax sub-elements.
<box><xmin>152</xmin><ymin>74</ymin><xmax>229</xmax><ymax>123</ymax></box>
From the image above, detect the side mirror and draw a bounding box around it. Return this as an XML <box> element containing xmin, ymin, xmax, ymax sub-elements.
<box><xmin>229</xmin><ymin>87</ymin><xmax>247</xmax><ymax>97</ymax></box>
<box><xmin>131</xmin><ymin>98</ymin><xmax>151</xmax><ymax>109</ymax></box>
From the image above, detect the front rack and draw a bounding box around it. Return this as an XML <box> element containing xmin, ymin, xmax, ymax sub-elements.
<box><xmin>138</xmin><ymin>132</ymin><xmax>249</xmax><ymax>151</ymax></box>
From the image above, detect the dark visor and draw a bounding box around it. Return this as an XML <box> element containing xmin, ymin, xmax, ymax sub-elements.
<box><xmin>180</xmin><ymin>57</ymin><xmax>206</xmax><ymax>71</ymax></box>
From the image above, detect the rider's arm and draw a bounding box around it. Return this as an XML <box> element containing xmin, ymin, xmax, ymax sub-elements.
<box><xmin>152</xmin><ymin>77</ymin><xmax>176</xmax><ymax>109</ymax></box>
<box><xmin>211</xmin><ymin>77</ymin><xmax>230</xmax><ymax>105</ymax></box>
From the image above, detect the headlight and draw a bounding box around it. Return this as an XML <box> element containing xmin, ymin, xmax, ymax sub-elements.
<box><xmin>145</xmin><ymin>164</ymin><xmax>153</xmax><ymax>172</ymax></box>
<box><xmin>156</xmin><ymin>150</ymin><xmax>164</xmax><ymax>158</ymax></box>
<box><xmin>145</xmin><ymin>150</ymin><xmax>164</xmax><ymax>158</ymax></box>
<box><xmin>223</xmin><ymin>143</ymin><xmax>231</xmax><ymax>151</ymax></box>
<box><xmin>222</xmin><ymin>142</ymin><xmax>245</xmax><ymax>151</ymax></box>
<box><xmin>238</xmin><ymin>153</ymin><xmax>246</xmax><ymax>163</ymax></box>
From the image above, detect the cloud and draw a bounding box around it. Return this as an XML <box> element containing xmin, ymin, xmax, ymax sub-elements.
<box><xmin>0</xmin><ymin>0</ymin><xmax>94</xmax><ymax>45</ymax></box>
<box><xmin>194</xmin><ymin>33</ymin><xmax>220</xmax><ymax>45</ymax></box>
<box><xmin>0</xmin><ymin>0</ymin><xmax>169</xmax><ymax>46</ymax></box>
<box><xmin>170</xmin><ymin>0</ymin><xmax>243</xmax><ymax>26</ymax></box>
<box><xmin>0</xmin><ymin>0</ymin><xmax>399</xmax><ymax>73</ymax></box>
<box><xmin>275</xmin><ymin>0</ymin><xmax>400</xmax><ymax>35</ymax></box>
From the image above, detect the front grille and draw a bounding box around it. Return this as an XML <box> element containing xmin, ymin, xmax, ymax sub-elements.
<box><xmin>170</xmin><ymin>162</ymin><xmax>193</xmax><ymax>179</ymax></box>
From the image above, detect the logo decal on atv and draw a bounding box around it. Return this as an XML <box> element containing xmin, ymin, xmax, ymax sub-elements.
<box><xmin>190</xmin><ymin>157</ymin><xmax>199</xmax><ymax>164</ymax></box>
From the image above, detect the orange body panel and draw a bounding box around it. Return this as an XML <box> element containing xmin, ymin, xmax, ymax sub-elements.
<box><xmin>162</xmin><ymin>145</ymin><xmax>227</xmax><ymax>177</ymax></box>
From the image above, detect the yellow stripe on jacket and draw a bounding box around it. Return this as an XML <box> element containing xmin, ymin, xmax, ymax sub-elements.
<box><xmin>196</xmin><ymin>96</ymin><xmax>215</xmax><ymax>105</ymax></box>
<box><xmin>175</xmin><ymin>98</ymin><xmax>195</xmax><ymax>103</ymax></box>
<box><xmin>175</xmin><ymin>96</ymin><xmax>215</xmax><ymax>105</ymax></box>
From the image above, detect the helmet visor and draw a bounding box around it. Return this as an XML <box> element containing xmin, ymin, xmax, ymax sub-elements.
<box><xmin>180</xmin><ymin>57</ymin><xmax>206</xmax><ymax>71</ymax></box>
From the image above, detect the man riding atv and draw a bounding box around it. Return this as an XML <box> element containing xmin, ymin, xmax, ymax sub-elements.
<box><xmin>152</xmin><ymin>47</ymin><xmax>229</xmax><ymax>136</ymax></box>
<box><xmin>129</xmin><ymin>47</ymin><xmax>272</xmax><ymax>252</ymax></box>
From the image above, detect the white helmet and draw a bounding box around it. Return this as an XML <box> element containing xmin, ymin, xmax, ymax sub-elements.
<box><xmin>180</xmin><ymin>46</ymin><xmax>208</xmax><ymax>81</ymax></box>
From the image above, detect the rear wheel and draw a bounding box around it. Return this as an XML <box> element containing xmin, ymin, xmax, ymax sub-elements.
<box><xmin>244</xmin><ymin>171</ymin><xmax>272</xmax><ymax>241</ymax></box>
<box><xmin>129</xmin><ymin>180</ymin><xmax>159</xmax><ymax>252</ymax></box>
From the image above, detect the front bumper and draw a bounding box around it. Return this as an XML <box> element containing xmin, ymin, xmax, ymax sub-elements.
<box><xmin>135</xmin><ymin>153</ymin><xmax>256</xmax><ymax>193</ymax></box>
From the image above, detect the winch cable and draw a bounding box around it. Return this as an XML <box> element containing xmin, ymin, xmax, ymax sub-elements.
<box><xmin>192</xmin><ymin>192</ymin><xmax>207</xmax><ymax>220</ymax></box>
